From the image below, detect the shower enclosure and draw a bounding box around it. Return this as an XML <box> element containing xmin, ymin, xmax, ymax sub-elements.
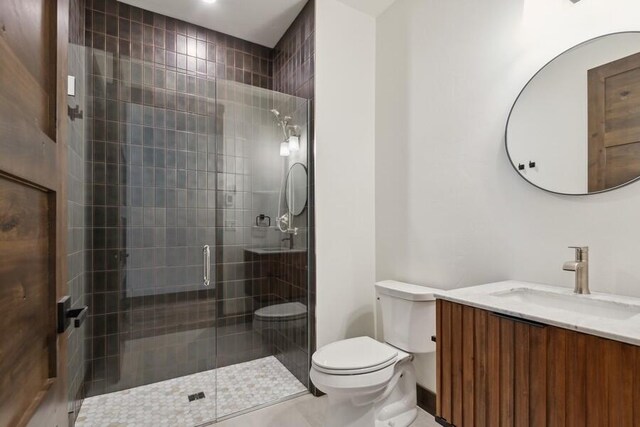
<box><xmin>69</xmin><ymin>31</ymin><xmax>311</xmax><ymax>424</ymax></box>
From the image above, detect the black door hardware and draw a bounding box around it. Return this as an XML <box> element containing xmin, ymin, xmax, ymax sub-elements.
<box><xmin>435</xmin><ymin>416</ymin><xmax>455</xmax><ymax>427</ymax></box>
<box><xmin>68</xmin><ymin>105</ymin><xmax>84</xmax><ymax>121</ymax></box>
<box><xmin>529</xmin><ymin>161</ymin><xmax>536</xmax><ymax>168</ymax></box>
<box><xmin>431</xmin><ymin>335</ymin><xmax>436</xmax><ymax>343</ymax></box>
<box><xmin>57</xmin><ymin>296</ymin><xmax>88</xmax><ymax>333</ymax></box>
<box><xmin>518</xmin><ymin>163</ymin><xmax>525</xmax><ymax>170</ymax></box>
<box><xmin>490</xmin><ymin>311</ymin><xmax>546</xmax><ymax>328</ymax></box>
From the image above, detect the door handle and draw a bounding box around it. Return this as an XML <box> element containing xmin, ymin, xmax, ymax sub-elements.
<box><xmin>203</xmin><ymin>245</ymin><xmax>211</xmax><ymax>286</ymax></box>
<box><xmin>490</xmin><ymin>311</ymin><xmax>547</xmax><ymax>328</ymax></box>
<box><xmin>67</xmin><ymin>307</ymin><xmax>88</xmax><ymax>328</ymax></box>
<box><xmin>57</xmin><ymin>296</ymin><xmax>89</xmax><ymax>333</ymax></box>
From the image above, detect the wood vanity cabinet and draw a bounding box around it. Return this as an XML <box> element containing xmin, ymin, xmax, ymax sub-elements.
<box><xmin>435</xmin><ymin>300</ymin><xmax>640</xmax><ymax>427</ymax></box>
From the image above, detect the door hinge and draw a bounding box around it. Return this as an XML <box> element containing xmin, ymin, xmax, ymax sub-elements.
<box><xmin>68</xmin><ymin>104</ymin><xmax>84</xmax><ymax>121</ymax></box>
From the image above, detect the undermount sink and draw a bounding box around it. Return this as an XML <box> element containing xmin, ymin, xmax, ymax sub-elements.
<box><xmin>491</xmin><ymin>287</ymin><xmax>640</xmax><ymax>321</ymax></box>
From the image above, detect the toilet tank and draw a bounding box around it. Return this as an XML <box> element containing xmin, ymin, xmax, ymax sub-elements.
<box><xmin>375</xmin><ymin>280</ymin><xmax>439</xmax><ymax>354</ymax></box>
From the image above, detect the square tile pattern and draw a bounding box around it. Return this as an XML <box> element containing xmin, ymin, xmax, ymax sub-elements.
<box><xmin>75</xmin><ymin>356</ymin><xmax>307</xmax><ymax>426</ymax></box>
<box><xmin>83</xmin><ymin>0</ymin><xmax>273</xmax><ymax>397</ymax></box>
<box><xmin>82</xmin><ymin>0</ymin><xmax>315</xmax><ymax>399</ymax></box>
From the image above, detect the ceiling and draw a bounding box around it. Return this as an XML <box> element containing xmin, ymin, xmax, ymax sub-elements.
<box><xmin>339</xmin><ymin>0</ymin><xmax>398</xmax><ymax>17</ymax></box>
<box><xmin>121</xmin><ymin>0</ymin><xmax>308</xmax><ymax>48</ymax></box>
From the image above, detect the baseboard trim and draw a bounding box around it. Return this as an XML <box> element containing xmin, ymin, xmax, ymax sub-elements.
<box><xmin>417</xmin><ymin>384</ymin><xmax>436</xmax><ymax>417</ymax></box>
<box><xmin>309</xmin><ymin>379</ymin><xmax>325</xmax><ymax>397</ymax></box>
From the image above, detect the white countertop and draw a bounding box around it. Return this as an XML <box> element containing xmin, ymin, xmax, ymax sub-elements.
<box><xmin>435</xmin><ymin>280</ymin><xmax>640</xmax><ymax>347</ymax></box>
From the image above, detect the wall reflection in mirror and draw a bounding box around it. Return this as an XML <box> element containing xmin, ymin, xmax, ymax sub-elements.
<box><xmin>506</xmin><ymin>32</ymin><xmax>640</xmax><ymax>195</ymax></box>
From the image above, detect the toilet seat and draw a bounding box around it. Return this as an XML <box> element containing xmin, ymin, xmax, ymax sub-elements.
<box><xmin>312</xmin><ymin>337</ymin><xmax>399</xmax><ymax>375</ymax></box>
<box><xmin>310</xmin><ymin>362</ymin><xmax>398</xmax><ymax>394</ymax></box>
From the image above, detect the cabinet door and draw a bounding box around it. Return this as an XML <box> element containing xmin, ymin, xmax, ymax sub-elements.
<box><xmin>539</xmin><ymin>323</ymin><xmax>640</xmax><ymax>427</ymax></box>
<box><xmin>437</xmin><ymin>300</ymin><xmax>640</xmax><ymax>427</ymax></box>
<box><xmin>437</xmin><ymin>301</ymin><xmax>550</xmax><ymax>427</ymax></box>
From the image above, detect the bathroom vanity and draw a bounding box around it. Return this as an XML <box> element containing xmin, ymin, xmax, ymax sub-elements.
<box><xmin>434</xmin><ymin>281</ymin><xmax>640</xmax><ymax>427</ymax></box>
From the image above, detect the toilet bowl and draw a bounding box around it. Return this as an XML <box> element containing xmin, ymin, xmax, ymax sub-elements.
<box><xmin>310</xmin><ymin>281</ymin><xmax>439</xmax><ymax>427</ymax></box>
<box><xmin>310</xmin><ymin>336</ymin><xmax>418</xmax><ymax>427</ymax></box>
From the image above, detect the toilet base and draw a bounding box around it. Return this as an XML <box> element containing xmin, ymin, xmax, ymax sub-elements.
<box><xmin>375</xmin><ymin>360</ymin><xmax>418</xmax><ymax>427</ymax></box>
<box><xmin>323</xmin><ymin>398</ymin><xmax>418</xmax><ymax>427</ymax></box>
<box><xmin>323</xmin><ymin>395</ymin><xmax>418</xmax><ymax>427</ymax></box>
<box><xmin>324</xmin><ymin>394</ymin><xmax>377</xmax><ymax>427</ymax></box>
<box><xmin>376</xmin><ymin>408</ymin><xmax>417</xmax><ymax>427</ymax></box>
<box><xmin>317</xmin><ymin>359</ymin><xmax>418</xmax><ymax>427</ymax></box>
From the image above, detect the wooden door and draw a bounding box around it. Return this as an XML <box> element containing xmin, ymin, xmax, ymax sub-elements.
<box><xmin>588</xmin><ymin>51</ymin><xmax>640</xmax><ymax>191</ymax></box>
<box><xmin>0</xmin><ymin>1</ymin><xmax>70</xmax><ymax>426</ymax></box>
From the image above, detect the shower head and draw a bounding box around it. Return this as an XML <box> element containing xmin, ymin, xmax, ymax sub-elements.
<box><xmin>271</xmin><ymin>109</ymin><xmax>293</xmax><ymax>141</ymax></box>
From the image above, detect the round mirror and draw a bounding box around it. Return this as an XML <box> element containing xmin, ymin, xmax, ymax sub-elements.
<box><xmin>506</xmin><ymin>32</ymin><xmax>640</xmax><ymax>195</ymax></box>
<box><xmin>285</xmin><ymin>163</ymin><xmax>307</xmax><ymax>215</ymax></box>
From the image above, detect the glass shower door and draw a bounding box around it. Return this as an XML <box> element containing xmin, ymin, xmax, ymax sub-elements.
<box><xmin>82</xmin><ymin>43</ymin><xmax>218</xmax><ymax>425</ymax></box>
<box><xmin>82</xmin><ymin>42</ymin><xmax>310</xmax><ymax>426</ymax></box>
<box><xmin>155</xmin><ymin>66</ymin><xmax>219</xmax><ymax>425</ymax></box>
<box><xmin>213</xmin><ymin>79</ymin><xmax>309</xmax><ymax>420</ymax></box>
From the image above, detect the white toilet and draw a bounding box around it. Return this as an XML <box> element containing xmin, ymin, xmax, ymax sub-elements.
<box><xmin>310</xmin><ymin>280</ymin><xmax>438</xmax><ymax>427</ymax></box>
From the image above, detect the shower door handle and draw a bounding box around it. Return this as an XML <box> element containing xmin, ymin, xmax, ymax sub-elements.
<box><xmin>203</xmin><ymin>245</ymin><xmax>211</xmax><ymax>286</ymax></box>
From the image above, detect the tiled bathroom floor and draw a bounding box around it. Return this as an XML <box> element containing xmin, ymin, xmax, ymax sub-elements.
<box><xmin>216</xmin><ymin>393</ymin><xmax>440</xmax><ymax>427</ymax></box>
<box><xmin>75</xmin><ymin>356</ymin><xmax>307</xmax><ymax>427</ymax></box>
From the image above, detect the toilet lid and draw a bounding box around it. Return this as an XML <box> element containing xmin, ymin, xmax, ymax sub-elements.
<box><xmin>255</xmin><ymin>302</ymin><xmax>307</xmax><ymax>321</ymax></box>
<box><xmin>312</xmin><ymin>337</ymin><xmax>398</xmax><ymax>374</ymax></box>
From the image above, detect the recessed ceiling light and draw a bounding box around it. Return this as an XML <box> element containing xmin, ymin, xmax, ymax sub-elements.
<box><xmin>202</xmin><ymin>0</ymin><xmax>217</xmax><ymax>4</ymax></box>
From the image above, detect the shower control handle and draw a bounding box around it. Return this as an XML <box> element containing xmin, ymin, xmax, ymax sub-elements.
<box><xmin>203</xmin><ymin>245</ymin><xmax>211</xmax><ymax>287</ymax></box>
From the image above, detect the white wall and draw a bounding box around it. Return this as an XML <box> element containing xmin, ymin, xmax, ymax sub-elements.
<box><xmin>315</xmin><ymin>0</ymin><xmax>377</xmax><ymax>348</ymax></box>
<box><xmin>508</xmin><ymin>33</ymin><xmax>640</xmax><ymax>194</ymax></box>
<box><xmin>376</xmin><ymin>0</ymin><xmax>640</xmax><ymax>391</ymax></box>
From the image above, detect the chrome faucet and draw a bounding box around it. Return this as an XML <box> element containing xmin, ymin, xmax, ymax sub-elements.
<box><xmin>563</xmin><ymin>246</ymin><xmax>589</xmax><ymax>294</ymax></box>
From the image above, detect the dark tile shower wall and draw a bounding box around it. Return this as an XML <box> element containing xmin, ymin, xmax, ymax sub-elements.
<box><xmin>83</xmin><ymin>0</ymin><xmax>274</xmax><ymax>397</ymax></box>
<box><xmin>67</xmin><ymin>0</ymin><xmax>87</xmax><ymax>422</ymax></box>
<box><xmin>80</xmin><ymin>0</ymin><xmax>315</xmax><ymax>406</ymax></box>
<box><xmin>84</xmin><ymin>0</ymin><xmax>272</xmax><ymax>88</ymax></box>
<box><xmin>272</xmin><ymin>0</ymin><xmax>315</xmax><ymax>100</ymax></box>
<box><xmin>271</xmin><ymin>0</ymin><xmax>316</xmax><ymax>387</ymax></box>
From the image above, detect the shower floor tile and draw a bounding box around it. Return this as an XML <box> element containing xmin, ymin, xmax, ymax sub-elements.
<box><xmin>75</xmin><ymin>356</ymin><xmax>307</xmax><ymax>427</ymax></box>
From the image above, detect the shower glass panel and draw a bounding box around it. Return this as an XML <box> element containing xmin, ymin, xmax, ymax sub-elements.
<box><xmin>83</xmin><ymin>45</ymin><xmax>218</xmax><ymax>423</ymax></box>
<box><xmin>213</xmin><ymin>80</ymin><xmax>309</xmax><ymax>419</ymax></box>
<box><xmin>67</xmin><ymin>40</ymin><xmax>88</xmax><ymax>423</ymax></box>
<box><xmin>79</xmin><ymin>42</ymin><xmax>309</xmax><ymax>425</ymax></box>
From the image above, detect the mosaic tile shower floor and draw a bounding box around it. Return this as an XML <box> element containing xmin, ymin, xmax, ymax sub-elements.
<box><xmin>75</xmin><ymin>356</ymin><xmax>307</xmax><ymax>427</ymax></box>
